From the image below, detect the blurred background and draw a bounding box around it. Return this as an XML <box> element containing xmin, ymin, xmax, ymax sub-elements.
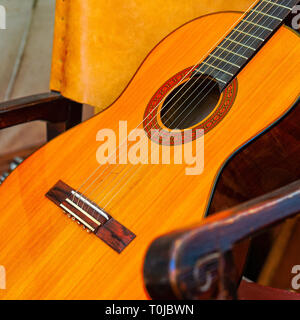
<box><xmin>0</xmin><ymin>0</ymin><xmax>94</xmax><ymax>170</ymax></box>
<box><xmin>0</xmin><ymin>0</ymin><xmax>254</xmax><ymax>166</ymax></box>
<box><xmin>0</xmin><ymin>0</ymin><xmax>54</xmax><ymax>167</ymax></box>
<box><xmin>0</xmin><ymin>0</ymin><xmax>299</xmax><ymax>295</ymax></box>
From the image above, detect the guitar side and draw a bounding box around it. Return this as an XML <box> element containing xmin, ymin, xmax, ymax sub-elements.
<box><xmin>0</xmin><ymin>12</ymin><xmax>299</xmax><ymax>299</ymax></box>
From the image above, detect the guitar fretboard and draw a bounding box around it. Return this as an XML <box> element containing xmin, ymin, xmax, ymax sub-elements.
<box><xmin>195</xmin><ymin>0</ymin><xmax>299</xmax><ymax>90</ymax></box>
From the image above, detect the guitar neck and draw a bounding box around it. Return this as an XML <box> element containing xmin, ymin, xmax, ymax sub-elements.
<box><xmin>195</xmin><ymin>0</ymin><xmax>299</xmax><ymax>90</ymax></box>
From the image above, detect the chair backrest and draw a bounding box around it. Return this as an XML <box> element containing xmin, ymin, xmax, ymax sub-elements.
<box><xmin>50</xmin><ymin>0</ymin><xmax>253</xmax><ymax>112</ymax></box>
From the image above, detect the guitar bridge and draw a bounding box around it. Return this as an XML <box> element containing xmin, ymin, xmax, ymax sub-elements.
<box><xmin>46</xmin><ymin>180</ymin><xmax>135</xmax><ymax>253</ymax></box>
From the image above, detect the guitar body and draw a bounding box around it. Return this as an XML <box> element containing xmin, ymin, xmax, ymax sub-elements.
<box><xmin>0</xmin><ymin>12</ymin><xmax>299</xmax><ymax>299</ymax></box>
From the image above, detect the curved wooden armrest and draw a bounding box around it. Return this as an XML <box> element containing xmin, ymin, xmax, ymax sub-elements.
<box><xmin>143</xmin><ymin>180</ymin><xmax>300</xmax><ymax>300</ymax></box>
<box><xmin>0</xmin><ymin>92</ymin><xmax>82</xmax><ymax>140</ymax></box>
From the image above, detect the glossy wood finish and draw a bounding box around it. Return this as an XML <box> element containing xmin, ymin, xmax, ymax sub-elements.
<box><xmin>50</xmin><ymin>0</ymin><xmax>255</xmax><ymax>111</ymax></box>
<box><xmin>0</xmin><ymin>12</ymin><xmax>299</xmax><ymax>299</ymax></box>
<box><xmin>0</xmin><ymin>146</ymin><xmax>39</xmax><ymax>176</ymax></box>
<box><xmin>209</xmin><ymin>101</ymin><xmax>300</xmax><ymax>282</ymax></box>
<box><xmin>194</xmin><ymin>0</ymin><xmax>300</xmax><ymax>91</ymax></box>
<box><xmin>46</xmin><ymin>180</ymin><xmax>136</xmax><ymax>253</ymax></box>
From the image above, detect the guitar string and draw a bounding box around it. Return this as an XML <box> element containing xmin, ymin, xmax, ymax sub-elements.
<box><xmin>82</xmin><ymin>0</ymin><xmax>286</xmax><ymax>212</ymax></box>
<box><xmin>87</xmin><ymin>0</ymin><xmax>278</xmax><ymax>208</ymax></box>
<box><xmin>74</xmin><ymin>0</ymin><xmax>271</xmax><ymax>208</ymax></box>
<box><xmin>151</xmin><ymin>0</ymin><xmax>296</xmax><ymax>137</ymax></box>
<box><xmin>82</xmin><ymin>0</ymin><xmax>278</xmax><ymax>202</ymax></box>
<box><xmin>152</xmin><ymin>0</ymin><xmax>285</xmax><ymax>142</ymax></box>
<box><xmin>70</xmin><ymin>0</ymin><xmax>261</xmax><ymax>205</ymax></box>
<box><xmin>166</xmin><ymin>3</ymin><xmax>290</xmax><ymax>130</ymax></box>
<box><xmin>78</xmin><ymin>0</ymin><xmax>286</xmax><ymax>211</ymax></box>
<box><xmin>95</xmin><ymin>1</ymin><xmax>291</xmax><ymax>210</ymax></box>
<box><xmin>72</xmin><ymin>1</ymin><xmax>291</xmax><ymax>214</ymax></box>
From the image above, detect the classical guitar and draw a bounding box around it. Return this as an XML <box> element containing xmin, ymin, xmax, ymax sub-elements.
<box><xmin>0</xmin><ymin>0</ymin><xmax>299</xmax><ymax>299</ymax></box>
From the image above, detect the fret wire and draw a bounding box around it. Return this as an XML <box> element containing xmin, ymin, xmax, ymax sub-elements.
<box><xmin>198</xmin><ymin>1</ymin><xmax>290</xmax><ymax>84</ymax></box>
<box><xmin>198</xmin><ymin>1</ymin><xmax>282</xmax><ymax>82</ymax></box>
<box><xmin>174</xmin><ymin>1</ymin><xmax>291</xmax><ymax>134</ymax></box>
<box><xmin>232</xmin><ymin>27</ymin><xmax>265</xmax><ymax>41</ymax></box>
<box><xmin>216</xmin><ymin>0</ymin><xmax>285</xmax><ymax>65</ymax></box>
<box><xmin>75</xmin><ymin>1</ymin><xmax>274</xmax><ymax>199</ymax></box>
<box><xmin>242</xmin><ymin>18</ymin><xmax>273</xmax><ymax>31</ymax></box>
<box><xmin>76</xmin><ymin>1</ymin><xmax>297</xmax><ymax>207</ymax></box>
<box><xmin>197</xmin><ymin>62</ymin><xmax>234</xmax><ymax>76</ymax></box>
<box><xmin>224</xmin><ymin>37</ymin><xmax>256</xmax><ymax>51</ymax></box>
<box><xmin>216</xmin><ymin>46</ymin><xmax>249</xmax><ymax>59</ymax></box>
<box><xmin>251</xmin><ymin>8</ymin><xmax>283</xmax><ymax>21</ymax></box>
<box><xmin>169</xmin><ymin>3</ymin><xmax>296</xmax><ymax>127</ymax></box>
<box><xmin>208</xmin><ymin>53</ymin><xmax>241</xmax><ymax>68</ymax></box>
<box><xmin>172</xmin><ymin>0</ymin><xmax>292</xmax><ymax>139</ymax></box>
<box><xmin>262</xmin><ymin>0</ymin><xmax>293</xmax><ymax>10</ymax></box>
<box><xmin>215</xmin><ymin>77</ymin><xmax>227</xmax><ymax>84</ymax></box>
<box><xmin>195</xmin><ymin>0</ymin><xmax>292</xmax><ymax>83</ymax></box>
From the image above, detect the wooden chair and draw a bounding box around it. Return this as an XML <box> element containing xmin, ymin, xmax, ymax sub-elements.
<box><xmin>0</xmin><ymin>93</ymin><xmax>82</xmax><ymax>141</ymax></box>
<box><xmin>144</xmin><ymin>180</ymin><xmax>300</xmax><ymax>300</ymax></box>
<box><xmin>0</xmin><ymin>0</ymin><xmax>299</xmax><ymax>299</ymax></box>
<box><xmin>0</xmin><ymin>92</ymin><xmax>83</xmax><ymax>179</ymax></box>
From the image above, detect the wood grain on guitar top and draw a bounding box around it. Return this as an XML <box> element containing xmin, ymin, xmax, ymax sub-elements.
<box><xmin>0</xmin><ymin>12</ymin><xmax>299</xmax><ymax>299</ymax></box>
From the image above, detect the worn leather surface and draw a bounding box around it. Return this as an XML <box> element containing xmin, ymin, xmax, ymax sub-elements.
<box><xmin>50</xmin><ymin>0</ymin><xmax>253</xmax><ymax>111</ymax></box>
<box><xmin>47</xmin><ymin>1</ymin><xmax>300</xmax><ymax>300</ymax></box>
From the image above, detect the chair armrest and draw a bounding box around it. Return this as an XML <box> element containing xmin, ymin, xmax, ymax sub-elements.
<box><xmin>0</xmin><ymin>92</ymin><xmax>82</xmax><ymax>129</ymax></box>
<box><xmin>0</xmin><ymin>92</ymin><xmax>83</xmax><ymax>140</ymax></box>
<box><xmin>237</xmin><ymin>279</ymin><xmax>300</xmax><ymax>300</ymax></box>
<box><xmin>143</xmin><ymin>180</ymin><xmax>300</xmax><ymax>300</ymax></box>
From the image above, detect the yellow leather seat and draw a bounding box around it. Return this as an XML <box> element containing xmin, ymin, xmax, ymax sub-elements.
<box><xmin>50</xmin><ymin>0</ymin><xmax>253</xmax><ymax>112</ymax></box>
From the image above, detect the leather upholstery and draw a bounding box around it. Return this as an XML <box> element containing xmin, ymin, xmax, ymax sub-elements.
<box><xmin>50</xmin><ymin>0</ymin><xmax>253</xmax><ymax>112</ymax></box>
<box><xmin>49</xmin><ymin>0</ymin><xmax>300</xmax><ymax>300</ymax></box>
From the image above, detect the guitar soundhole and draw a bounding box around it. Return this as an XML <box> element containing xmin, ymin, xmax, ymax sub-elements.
<box><xmin>160</xmin><ymin>75</ymin><xmax>220</xmax><ymax>129</ymax></box>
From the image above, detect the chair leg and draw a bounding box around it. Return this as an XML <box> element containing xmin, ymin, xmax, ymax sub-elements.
<box><xmin>66</xmin><ymin>100</ymin><xmax>83</xmax><ymax>130</ymax></box>
<box><xmin>46</xmin><ymin>99</ymin><xmax>83</xmax><ymax>141</ymax></box>
<box><xmin>46</xmin><ymin>122</ymin><xmax>68</xmax><ymax>141</ymax></box>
